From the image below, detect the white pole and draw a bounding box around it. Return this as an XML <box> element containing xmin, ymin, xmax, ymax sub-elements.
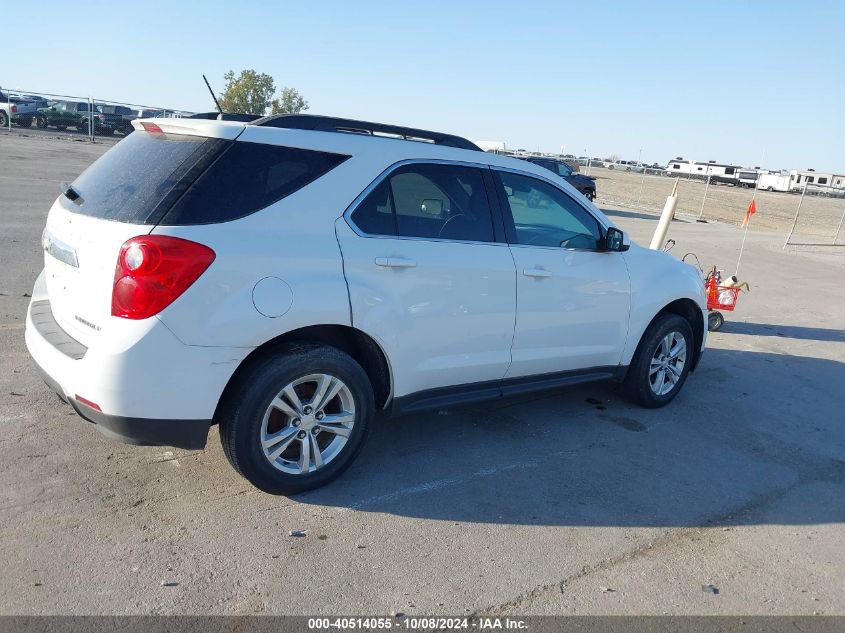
<box><xmin>636</xmin><ymin>146</ymin><xmax>647</xmax><ymax>206</ymax></box>
<box><xmin>5</xmin><ymin>88</ymin><xmax>11</xmax><ymax>131</ymax></box>
<box><xmin>650</xmin><ymin>178</ymin><xmax>680</xmax><ymax>250</ymax></box>
<box><xmin>88</xmin><ymin>96</ymin><xmax>93</xmax><ymax>141</ymax></box>
<box><xmin>585</xmin><ymin>148</ymin><xmax>591</xmax><ymax>176</ymax></box>
<box><xmin>735</xmin><ymin>161</ymin><xmax>763</xmax><ymax>275</ymax></box>
<box><xmin>783</xmin><ymin>180</ymin><xmax>808</xmax><ymax>249</ymax></box>
<box><xmin>833</xmin><ymin>207</ymin><xmax>845</xmax><ymax>245</ymax></box>
<box><xmin>698</xmin><ymin>169</ymin><xmax>711</xmax><ymax>219</ymax></box>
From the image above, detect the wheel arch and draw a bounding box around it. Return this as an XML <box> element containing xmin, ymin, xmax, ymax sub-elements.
<box><xmin>627</xmin><ymin>298</ymin><xmax>705</xmax><ymax>375</ymax></box>
<box><xmin>213</xmin><ymin>324</ymin><xmax>393</xmax><ymax>424</ymax></box>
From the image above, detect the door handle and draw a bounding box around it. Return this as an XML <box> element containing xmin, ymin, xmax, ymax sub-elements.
<box><xmin>523</xmin><ymin>267</ymin><xmax>552</xmax><ymax>278</ymax></box>
<box><xmin>375</xmin><ymin>257</ymin><xmax>417</xmax><ymax>268</ymax></box>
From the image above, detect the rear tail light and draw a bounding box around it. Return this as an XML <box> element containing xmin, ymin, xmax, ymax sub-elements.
<box><xmin>111</xmin><ymin>235</ymin><xmax>215</xmax><ymax>320</ymax></box>
<box><xmin>97</xmin><ymin>114</ymin><xmax>105</xmax><ymax>121</ymax></box>
<box><xmin>11</xmin><ymin>105</ymin><xmax>17</xmax><ymax>113</ymax></box>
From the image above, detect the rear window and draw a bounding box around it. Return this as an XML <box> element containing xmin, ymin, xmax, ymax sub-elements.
<box><xmin>69</xmin><ymin>132</ymin><xmax>349</xmax><ymax>225</ymax></box>
<box><xmin>70</xmin><ymin>132</ymin><xmax>217</xmax><ymax>223</ymax></box>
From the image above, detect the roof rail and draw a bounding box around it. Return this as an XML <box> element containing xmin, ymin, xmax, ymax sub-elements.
<box><xmin>252</xmin><ymin>114</ymin><xmax>481</xmax><ymax>151</ymax></box>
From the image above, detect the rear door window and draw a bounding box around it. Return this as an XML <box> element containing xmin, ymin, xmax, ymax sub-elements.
<box><xmin>350</xmin><ymin>163</ymin><xmax>495</xmax><ymax>242</ymax></box>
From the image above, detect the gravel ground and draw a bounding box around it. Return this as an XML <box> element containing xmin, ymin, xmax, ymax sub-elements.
<box><xmin>590</xmin><ymin>166</ymin><xmax>845</xmax><ymax>243</ymax></box>
<box><xmin>0</xmin><ymin>135</ymin><xmax>843</xmax><ymax>616</ymax></box>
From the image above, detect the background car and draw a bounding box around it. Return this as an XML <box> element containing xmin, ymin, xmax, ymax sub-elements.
<box><xmin>522</xmin><ymin>155</ymin><xmax>598</xmax><ymax>201</ymax></box>
<box><xmin>0</xmin><ymin>91</ymin><xmax>37</xmax><ymax>127</ymax></box>
<box><xmin>34</xmin><ymin>101</ymin><xmax>123</xmax><ymax>134</ymax></box>
<box><xmin>98</xmin><ymin>104</ymin><xmax>137</xmax><ymax>135</ymax></box>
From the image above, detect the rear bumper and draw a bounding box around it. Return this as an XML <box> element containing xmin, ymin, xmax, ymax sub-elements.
<box><xmin>33</xmin><ymin>359</ymin><xmax>210</xmax><ymax>449</ymax></box>
<box><xmin>25</xmin><ymin>271</ymin><xmax>252</xmax><ymax>449</ymax></box>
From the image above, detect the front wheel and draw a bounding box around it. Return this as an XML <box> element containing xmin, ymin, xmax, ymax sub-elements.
<box><xmin>623</xmin><ymin>313</ymin><xmax>694</xmax><ymax>408</ymax></box>
<box><xmin>34</xmin><ymin>114</ymin><xmax>47</xmax><ymax>128</ymax></box>
<box><xmin>219</xmin><ymin>344</ymin><xmax>374</xmax><ymax>495</ymax></box>
<box><xmin>584</xmin><ymin>190</ymin><xmax>595</xmax><ymax>202</ymax></box>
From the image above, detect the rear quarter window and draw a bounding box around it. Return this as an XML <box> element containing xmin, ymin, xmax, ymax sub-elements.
<box><xmin>159</xmin><ymin>142</ymin><xmax>349</xmax><ymax>225</ymax></box>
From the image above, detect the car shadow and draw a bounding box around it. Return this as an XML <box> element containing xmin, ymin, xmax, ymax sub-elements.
<box><xmin>297</xmin><ymin>348</ymin><xmax>845</xmax><ymax>528</ymax></box>
<box><xmin>719</xmin><ymin>321</ymin><xmax>845</xmax><ymax>343</ymax></box>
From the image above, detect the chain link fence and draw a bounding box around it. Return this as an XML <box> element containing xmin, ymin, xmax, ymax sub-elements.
<box><xmin>588</xmin><ymin>165</ymin><xmax>845</xmax><ymax>248</ymax></box>
<box><xmin>0</xmin><ymin>86</ymin><xmax>193</xmax><ymax>140</ymax></box>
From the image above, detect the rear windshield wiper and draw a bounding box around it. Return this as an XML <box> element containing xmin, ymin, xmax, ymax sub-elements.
<box><xmin>60</xmin><ymin>182</ymin><xmax>84</xmax><ymax>206</ymax></box>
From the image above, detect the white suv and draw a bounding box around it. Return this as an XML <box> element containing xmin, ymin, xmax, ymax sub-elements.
<box><xmin>26</xmin><ymin>115</ymin><xmax>706</xmax><ymax>494</ymax></box>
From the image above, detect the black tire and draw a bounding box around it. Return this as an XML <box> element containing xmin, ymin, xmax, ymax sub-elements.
<box><xmin>0</xmin><ymin>111</ymin><xmax>8</xmax><ymax>127</ymax></box>
<box><xmin>122</xmin><ymin>125</ymin><xmax>133</xmax><ymax>136</ymax></box>
<box><xmin>34</xmin><ymin>114</ymin><xmax>47</xmax><ymax>129</ymax></box>
<box><xmin>219</xmin><ymin>343</ymin><xmax>374</xmax><ymax>495</ymax></box>
<box><xmin>707</xmin><ymin>311</ymin><xmax>724</xmax><ymax>332</ymax></box>
<box><xmin>623</xmin><ymin>313</ymin><xmax>694</xmax><ymax>408</ymax></box>
<box><xmin>585</xmin><ymin>190</ymin><xmax>595</xmax><ymax>202</ymax></box>
<box><xmin>17</xmin><ymin>117</ymin><xmax>32</xmax><ymax>128</ymax></box>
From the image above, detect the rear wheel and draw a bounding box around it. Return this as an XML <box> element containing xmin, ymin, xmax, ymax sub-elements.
<box><xmin>219</xmin><ymin>344</ymin><xmax>374</xmax><ymax>495</ymax></box>
<box><xmin>624</xmin><ymin>313</ymin><xmax>693</xmax><ymax>408</ymax></box>
<box><xmin>0</xmin><ymin>112</ymin><xmax>8</xmax><ymax>127</ymax></box>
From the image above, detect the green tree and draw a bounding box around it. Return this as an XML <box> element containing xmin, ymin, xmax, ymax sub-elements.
<box><xmin>271</xmin><ymin>87</ymin><xmax>309</xmax><ymax>115</ymax></box>
<box><xmin>218</xmin><ymin>69</ymin><xmax>276</xmax><ymax>115</ymax></box>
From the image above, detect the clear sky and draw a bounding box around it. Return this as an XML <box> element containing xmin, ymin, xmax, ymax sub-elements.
<box><xmin>4</xmin><ymin>1</ymin><xmax>843</xmax><ymax>172</ymax></box>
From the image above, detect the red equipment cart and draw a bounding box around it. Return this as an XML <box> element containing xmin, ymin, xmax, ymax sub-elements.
<box><xmin>705</xmin><ymin>271</ymin><xmax>741</xmax><ymax>332</ymax></box>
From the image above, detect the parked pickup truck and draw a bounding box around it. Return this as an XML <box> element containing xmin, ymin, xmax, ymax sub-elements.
<box><xmin>34</xmin><ymin>101</ymin><xmax>124</xmax><ymax>135</ymax></box>
<box><xmin>98</xmin><ymin>104</ymin><xmax>137</xmax><ymax>135</ymax></box>
<box><xmin>0</xmin><ymin>91</ymin><xmax>38</xmax><ymax>128</ymax></box>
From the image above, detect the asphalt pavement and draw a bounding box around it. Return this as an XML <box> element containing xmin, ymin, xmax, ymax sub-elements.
<box><xmin>0</xmin><ymin>135</ymin><xmax>842</xmax><ymax>615</ymax></box>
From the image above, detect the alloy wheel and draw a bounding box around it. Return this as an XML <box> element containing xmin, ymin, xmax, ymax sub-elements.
<box><xmin>649</xmin><ymin>332</ymin><xmax>686</xmax><ymax>396</ymax></box>
<box><xmin>259</xmin><ymin>373</ymin><xmax>356</xmax><ymax>475</ymax></box>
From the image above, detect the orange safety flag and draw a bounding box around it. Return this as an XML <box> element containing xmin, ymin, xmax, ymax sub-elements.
<box><xmin>742</xmin><ymin>199</ymin><xmax>757</xmax><ymax>227</ymax></box>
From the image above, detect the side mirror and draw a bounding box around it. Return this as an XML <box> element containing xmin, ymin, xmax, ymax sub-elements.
<box><xmin>605</xmin><ymin>227</ymin><xmax>630</xmax><ymax>252</ymax></box>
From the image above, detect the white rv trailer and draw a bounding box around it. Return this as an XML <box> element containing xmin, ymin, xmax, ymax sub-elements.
<box><xmin>665</xmin><ymin>158</ymin><xmax>742</xmax><ymax>182</ymax></box>
<box><xmin>758</xmin><ymin>171</ymin><xmax>794</xmax><ymax>192</ymax></box>
<box><xmin>737</xmin><ymin>169</ymin><xmax>760</xmax><ymax>188</ymax></box>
